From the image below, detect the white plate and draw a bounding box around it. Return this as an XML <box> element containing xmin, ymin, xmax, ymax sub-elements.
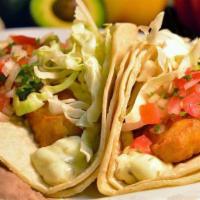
<box><xmin>1</xmin><ymin>28</ymin><xmax>200</xmax><ymax>200</ymax></box>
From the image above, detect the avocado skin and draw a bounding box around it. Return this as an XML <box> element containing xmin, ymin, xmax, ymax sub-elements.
<box><xmin>30</xmin><ymin>0</ymin><xmax>105</xmax><ymax>27</ymax></box>
<box><xmin>84</xmin><ymin>0</ymin><xmax>105</xmax><ymax>27</ymax></box>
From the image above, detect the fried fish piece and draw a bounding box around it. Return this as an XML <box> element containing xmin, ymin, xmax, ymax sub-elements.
<box><xmin>151</xmin><ymin>119</ymin><xmax>200</xmax><ymax>163</ymax></box>
<box><xmin>27</xmin><ymin>104</ymin><xmax>82</xmax><ymax>147</ymax></box>
<box><xmin>27</xmin><ymin>89</ymin><xmax>82</xmax><ymax>147</ymax></box>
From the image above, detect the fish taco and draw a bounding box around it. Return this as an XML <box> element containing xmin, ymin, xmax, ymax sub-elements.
<box><xmin>97</xmin><ymin>13</ymin><xmax>200</xmax><ymax>196</ymax></box>
<box><xmin>0</xmin><ymin>0</ymin><xmax>139</xmax><ymax>197</ymax></box>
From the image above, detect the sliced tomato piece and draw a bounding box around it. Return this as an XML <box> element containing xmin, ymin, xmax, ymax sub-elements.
<box><xmin>140</xmin><ymin>103</ymin><xmax>161</xmax><ymax>124</ymax></box>
<box><xmin>11</xmin><ymin>35</ymin><xmax>37</xmax><ymax>46</ymax></box>
<box><xmin>184</xmin><ymin>78</ymin><xmax>200</xmax><ymax>90</ymax></box>
<box><xmin>167</xmin><ymin>96</ymin><xmax>181</xmax><ymax>115</ymax></box>
<box><xmin>182</xmin><ymin>93</ymin><xmax>200</xmax><ymax>118</ymax></box>
<box><xmin>178</xmin><ymin>89</ymin><xmax>187</xmax><ymax>98</ymax></box>
<box><xmin>187</xmin><ymin>84</ymin><xmax>200</xmax><ymax>95</ymax></box>
<box><xmin>174</xmin><ymin>77</ymin><xmax>187</xmax><ymax>90</ymax></box>
<box><xmin>0</xmin><ymin>95</ymin><xmax>9</xmax><ymax>111</ymax></box>
<box><xmin>23</xmin><ymin>44</ymin><xmax>36</xmax><ymax>56</ymax></box>
<box><xmin>130</xmin><ymin>134</ymin><xmax>152</xmax><ymax>154</ymax></box>
<box><xmin>0</xmin><ymin>59</ymin><xmax>5</xmax><ymax>72</ymax></box>
<box><xmin>191</xmin><ymin>71</ymin><xmax>200</xmax><ymax>79</ymax></box>
<box><xmin>185</xmin><ymin>68</ymin><xmax>191</xmax><ymax>75</ymax></box>
<box><xmin>17</xmin><ymin>57</ymin><xmax>29</xmax><ymax>66</ymax></box>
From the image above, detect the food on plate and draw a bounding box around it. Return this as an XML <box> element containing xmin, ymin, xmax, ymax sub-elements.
<box><xmin>97</xmin><ymin>11</ymin><xmax>200</xmax><ymax>196</ymax></box>
<box><xmin>27</xmin><ymin>103</ymin><xmax>82</xmax><ymax>147</ymax></box>
<box><xmin>150</xmin><ymin>119</ymin><xmax>200</xmax><ymax>163</ymax></box>
<box><xmin>1</xmin><ymin>0</ymin><xmax>200</xmax><ymax>197</ymax></box>
<box><xmin>0</xmin><ymin>0</ymin><xmax>140</xmax><ymax>197</ymax></box>
<box><xmin>30</xmin><ymin>0</ymin><xmax>105</xmax><ymax>27</ymax></box>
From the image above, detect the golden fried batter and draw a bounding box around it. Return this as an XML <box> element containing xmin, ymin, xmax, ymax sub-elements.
<box><xmin>27</xmin><ymin>90</ymin><xmax>82</xmax><ymax>147</ymax></box>
<box><xmin>151</xmin><ymin>119</ymin><xmax>200</xmax><ymax>163</ymax></box>
<box><xmin>27</xmin><ymin>104</ymin><xmax>82</xmax><ymax>147</ymax></box>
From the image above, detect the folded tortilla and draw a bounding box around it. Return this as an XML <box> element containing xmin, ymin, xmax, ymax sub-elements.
<box><xmin>97</xmin><ymin>13</ymin><xmax>200</xmax><ymax>196</ymax></box>
<box><xmin>0</xmin><ymin>0</ymin><xmax>140</xmax><ymax>198</ymax></box>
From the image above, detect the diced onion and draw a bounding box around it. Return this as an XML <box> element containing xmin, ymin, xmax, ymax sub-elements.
<box><xmin>2</xmin><ymin>105</ymin><xmax>13</xmax><ymax>116</ymax></box>
<box><xmin>6</xmin><ymin>88</ymin><xmax>15</xmax><ymax>98</ymax></box>
<box><xmin>2</xmin><ymin>59</ymin><xmax>15</xmax><ymax>77</ymax></box>
<box><xmin>11</xmin><ymin>45</ymin><xmax>27</xmax><ymax>60</ymax></box>
<box><xmin>29</xmin><ymin>55</ymin><xmax>38</xmax><ymax>64</ymax></box>
<box><xmin>5</xmin><ymin>62</ymin><xmax>20</xmax><ymax>91</ymax></box>
<box><xmin>148</xmin><ymin>93</ymin><xmax>160</xmax><ymax>103</ymax></box>
<box><xmin>158</xmin><ymin>98</ymin><xmax>168</xmax><ymax>108</ymax></box>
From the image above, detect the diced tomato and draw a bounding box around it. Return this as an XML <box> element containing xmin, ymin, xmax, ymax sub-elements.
<box><xmin>140</xmin><ymin>103</ymin><xmax>161</xmax><ymax>124</ymax></box>
<box><xmin>23</xmin><ymin>44</ymin><xmax>36</xmax><ymax>56</ymax></box>
<box><xmin>0</xmin><ymin>95</ymin><xmax>9</xmax><ymax>111</ymax></box>
<box><xmin>17</xmin><ymin>57</ymin><xmax>29</xmax><ymax>66</ymax></box>
<box><xmin>130</xmin><ymin>134</ymin><xmax>152</xmax><ymax>154</ymax></box>
<box><xmin>0</xmin><ymin>60</ymin><xmax>5</xmax><ymax>72</ymax></box>
<box><xmin>178</xmin><ymin>89</ymin><xmax>187</xmax><ymax>97</ymax></box>
<box><xmin>167</xmin><ymin>96</ymin><xmax>181</xmax><ymax>115</ymax></box>
<box><xmin>187</xmin><ymin>84</ymin><xmax>200</xmax><ymax>95</ymax></box>
<box><xmin>11</xmin><ymin>35</ymin><xmax>37</xmax><ymax>46</ymax></box>
<box><xmin>174</xmin><ymin>78</ymin><xmax>187</xmax><ymax>90</ymax></box>
<box><xmin>185</xmin><ymin>68</ymin><xmax>191</xmax><ymax>75</ymax></box>
<box><xmin>182</xmin><ymin>93</ymin><xmax>200</xmax><ymax>118</ymax></box>
<box><xmin>191</xmin><ymin>71</ymin><xmax>200</xmax><ymax>79</ymax></box>
<box><xmin>184</xmin><ymin>78</ymin><xmax>200</xmax><ymax>90</ymax></box>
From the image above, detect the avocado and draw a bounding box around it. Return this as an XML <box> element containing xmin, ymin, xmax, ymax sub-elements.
<box><xmin>30</xmin><ymin>0</ymin><xmax>105</xmax><ymax>27</ymax></box>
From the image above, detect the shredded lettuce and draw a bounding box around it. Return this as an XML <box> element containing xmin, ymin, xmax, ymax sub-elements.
<box><xmin>72</xmin><ymin>23</ymin><xmax>97</xmax><ymax>55</ymax></box>
<box><xmin>40</xmin><ymin>72</ymin><xmax>78</xmax><ymax>94</ymax></box>
<box><xmin>124</xmin><ymin>72</ymin><xmax>177</xmax><ymax>129</ymax></box>
<box><xmin>36</xmin><ymin>42</ymin><xmax>83</xmax><ymax>71</ymax></box>
<box><xmin>48</xmin><ymin>95</ymin><xmax>89</xmax><ymax>125</ymax></box>
<box><xmin>13</xmin><ymin>92</ymin><xmax>45</xmax><ymax>116</ymax></box>
<box><xmin>80</xmin><ymin>53</ymin><xmax>103</xmax><ymax>124</ymax></box>
<box><xmin>80</xmin><ymin>124</ymin><xmax>100</xmax><ymax>162</ymax></box>
<box><xmin>69</xmin><ymin>82</ymin><xmax>91</xmax><ymax>104</ymax></box>
<box><xmin>14</xmin><ymin>72</ymin><xmax>78</xmax><ymax>116</ymax></box>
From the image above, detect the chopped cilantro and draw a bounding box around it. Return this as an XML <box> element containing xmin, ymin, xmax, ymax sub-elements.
<box><xmin>183</xmin><ymin>74</ymin><xmax>192</xmax><ymax>81</ymax></box>
<box><xmin>160</xmin><ymin>92</ymin><xmax>168</xmax><ymax>99</ymax></box>
<box><xmin>153</xmin><ymin>124</ymin><xmax>161</xmax><ymax>133</ymax></box>
<box><xmin>0</xmin><ymin>74</ymin><xmax>6</xmax><ymax>84</ymax></box>
<box><xmin>36</xmin><ymin>38</ymin><xmax>40</xmax><ymax>46</ymax></box>
<box><xmin>179</xmin><ymin>111</ymin><xmax>187</xmax><ymax>117</ymax></box>
<box><xmin>43</xmin><ymin>35</ymin><xmax>59</xmax><ymax>46</ymax></box>
<box><xmin>15</xmin><ymin>63</ymin><xmax>43</xmax><ymax>101</ymax></box>
<box><xmin>148</xmin><ymin>92</ymin><xmax>154</xmax><ymax>97</ymax></box>
<box><xmin>8</xmin><ymin>42</ymin><xmax>14</xmax><ymax>48</ymax></box>
<box><xmin>0</xmin><ymin>49</ymin><xmax>6</xmax><ymax>56</ymax></box>
<box><xmin>172</xmin><ymin>88</ymin><xmax>179</xmax><ymax>96</ymax></box>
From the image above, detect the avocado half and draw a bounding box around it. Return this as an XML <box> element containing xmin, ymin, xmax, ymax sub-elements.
<box><xmin>30</xmin><ymin>0</ymin><xmax>105</xmax><ymax>27</ymax></box>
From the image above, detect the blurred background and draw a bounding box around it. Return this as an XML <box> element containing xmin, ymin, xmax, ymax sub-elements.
<box><xmin>0</xmin><ymin>0</ymin><xmax>199</xmax><ymax>38</ymax></box>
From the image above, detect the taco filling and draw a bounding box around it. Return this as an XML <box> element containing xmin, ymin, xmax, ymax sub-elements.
<box><xmin>0</xmin><ymin>13</ymin><xmax>108</xmax><ymax>186</ymax></box>
<box><xmin>116</xmin><ymin>64</ymin><xmax>200</xmax><ymax>184</ymax></box>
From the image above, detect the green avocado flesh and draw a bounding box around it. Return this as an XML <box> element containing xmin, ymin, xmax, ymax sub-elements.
<box><xmin>30</xmin><ymin>0</ymin><xmax>105</xmax><ymax>27</ymax></box>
